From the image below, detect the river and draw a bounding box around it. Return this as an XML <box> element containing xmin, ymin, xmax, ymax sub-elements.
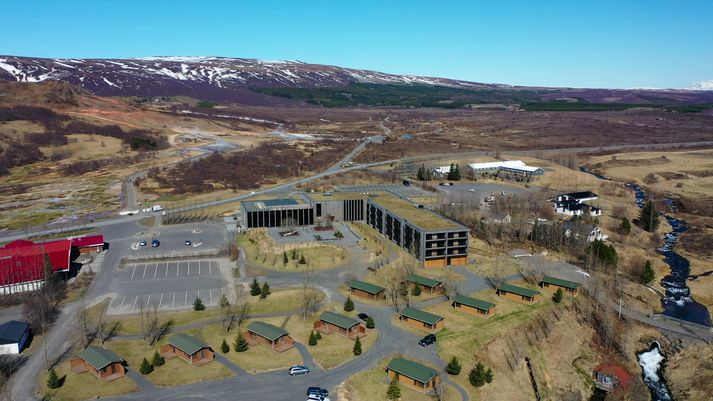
<box><xmin>637</xmin><ymin>342</ymin><xmax>672</xmax><ymax>401</ymax></box>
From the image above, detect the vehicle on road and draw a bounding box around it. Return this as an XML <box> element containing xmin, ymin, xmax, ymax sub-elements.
<box><xmin>306</xmin><ymin>387</ymin><xmax>329</xmax><ymax>397</ymax></box>
<box><xmin>306</xmin><ymin>395</ymin><xmax>330</xmax><ymax>401</ymax></box>
<box><xmin>184</xmin><ymin>240</ymin><xmax>192</xmax><ymax>246</ymax></box>
<box><xmin>357</xmin><ymin>313</ymin><xmax>369</xmax><ymax>321</ymax></box>
<box><xmin>139</xmin><ymin>240</ymin><xmax>147</xmax><ymax>247</ymax></box>
<box><xmin>468</xmin><ymin>188</ymin><xmax>476</xmax><ymax>192</ymax></box>
<box><xmin>119</xmin><ymin>209</ymin><xmax>139</xmax><ymax>216</ymax></box>
<box><xmin>419</xmin><ymin>333</ymin><xmax>437</xmax><ymax>347</ymax></box>
<box><xmin>289</xmin><ymin>365</ymin><xmax>310</xmax><ymax>376</ymax></box>
<box><xmin>151</xmin><ymin>239</ymin><xmax>160</xmax><ymax>248</ymax></box>
<box><xmin>151</xmin><ymin>204</ymin><xmax>164</xmax><ymax>212</ymax></box>
<box><xmin>439</xmin><ymin>182</ymin><xmax>453</xmax><ymax>186</ymax></box>
<box><xmin>402</xmin><ymin>180</ymin><xmax>410</xmax><ymax>186</ymax></box>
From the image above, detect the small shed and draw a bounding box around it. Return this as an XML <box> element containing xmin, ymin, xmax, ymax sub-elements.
<box><xmin>405</xmin><ymin>275</ymin><xmax>443</xmax><ymax>294</ymax></box>
<box><xmin>496</xmin><ymin>283</ymin><xmax>540</xmax><ymax>304</ymax></box>
<box><xmin>246</xmin><ymin>321</ymin><xmax>295</xmax><ymax>352</ymax></box>
<box><xmin>314</xmin><ymin>311</ymin><xmax>366</xmax><ymax>339</ymax></box>
<box><xmin>386</xmin><ymin>358</ymin><xmax>439</xmax><ymax>393</ymax></box>
<box><xmin>160</xmin><ymin>333</ymin><xmax>214</xmax><ymax>366</ymax></box>
<box><xmin>399</xmin><ymin>307</ymin><xmax>444</xmax><ymax>332</ymax></box>
<box><xmin>539</xmin><ymin>276</ymin><xmax>581</xmax><ymax>296</ymax></box>
<box><xmin>451</xmin><ymin>295</ymin><xmax>496</xmax><ymax>318</ymax></box>
<box><xmin>348</xmin><ymin>280</ymin><xmax>386</xmax><ymax>300</ymax></box>
<box><xmin>594</xmin><ymin>364</ymin><xmax>633</xmax><ymax>392</ymax></box>
<box><xmin>70</xmin><ymin>346</ymin><xmax>125</xmax><ymax>382</ymax></box>
<box><xmin>0</xmin><ymin>320</ymin><xmax>30</xmax><ymax>355</ymax></box>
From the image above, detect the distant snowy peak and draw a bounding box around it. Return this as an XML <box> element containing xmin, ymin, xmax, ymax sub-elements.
<box><xmin>687</xmin><ymin>80</ymin><xmax>713</xmax><ymax>91</ymax></box>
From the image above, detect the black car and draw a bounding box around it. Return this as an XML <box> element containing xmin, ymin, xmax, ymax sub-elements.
<box><xmin>402</xmin><ymin>180</ymin><xmax>410</xmax><ymax>186</ymax></box>
<box><xmin>306</xmin><ymin>387</ymin><xmax>329</xmax><ymax>397</ymax></box>
<box><xmin>151</xmin><ymin>239</ymin><xmax>160</xmax><ymax>248</ymax></box>
<box><xmin>357</xmin><ymin>313</ymin><xmax>369</xmax><ymax>322</ymax></box>
<box><xmin>419</xmin><ymin>334</ymin><xmax>437</xmax><ymax>347</ymax></box>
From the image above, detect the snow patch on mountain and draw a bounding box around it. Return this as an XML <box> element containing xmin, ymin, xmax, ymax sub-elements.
<box><xmin>687</xmin><ymin>80</ymin><xmax>713</xmax><ymax>91</ymax></box>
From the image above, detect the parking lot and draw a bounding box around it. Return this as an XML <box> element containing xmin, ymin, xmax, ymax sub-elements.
<box><xmin>337</xmin><ymin>184</ymin><xmax>436</xmax><ymax>198</ymax></box>
<box><xmin>107</xmin><ymin>259</ymin><xmax>227</xmax><ymax>315</ymax></box>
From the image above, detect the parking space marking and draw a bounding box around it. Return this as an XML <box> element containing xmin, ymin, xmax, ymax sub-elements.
<box><xmin>142</xmin><ymin>264</ymin><xmax>148</xmax><ymax>279</ymax></box>
<box><xmin>209</xmin><ymin>262</ymin><xmax>212</xmax><ymax>274</ymax></box>
<box><xmin>154</xmin><ymin>264</ymin><xmax>158</xmax><ymax>278</ymax></box>
<box><xmin>132</xmin><ymin>296</ymin><xmax>138</xmax><ymax>312</ymax></box>
<box><xmin>172</xmin><ymin>292</ymin><xmax>176</xmax><ymax>309</ymax></box>
<box><xmin>177</xmin><ymin>262</ymin><xmax>181</xmax><ymax>277</ymax></box>
<box><xmin>199</xmin><ymin>261</ymin><xmax>202</xmax><ymax>275</ymax></box>
<box><xmin>130</xmin><ymin>265</ymin><xmax>137</xmax><ymax>280</ymax></box>
<box><xmin>209</xmin><ymin>289</ymin><xmax>212</xmax><ymax>305</ymax></box>
<box><xmin>187</xmin><ymin>262</ymin><xmax>191</xmax><ymax>276</ymax></box>
<box><xmin>184</xmin><ymin>291</ymin><xmax>188</xmax><ymax>308</ymax></box>
<box><xmin>119</xmin><ymin>296</ymin><xmax>126</xmax><ymax>310</ymax></box>
<box><xmin>158</xmin><ymin>293</ymin><xmax>163</xmax><ymax>308</ymax></box>
<box><xmin>165</xmin><ymin>262</ymin><xmax>169</xmax><ymax>277</ymax></box>
<box><xmin>145</xmin><ymin>294</ymin><xmax>151</xmax><ymax>309</ymax></box>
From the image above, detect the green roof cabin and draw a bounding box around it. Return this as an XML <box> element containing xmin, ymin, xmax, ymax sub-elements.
<box><xmin>399</xmin><ymin>307</ymin><xmax>444</xmax><ymax>332</ymax></box>
<box><xmin>539</xmin><ymin>276</ymin><xmax>581</xmax><ymax>296</ymax></box>
<box><xmin>348</xmin><ymin>279</ymin><xmax>386</xmax><ymax>300</ymax></box>
<box><xmin>451</xmin><ymin>294</ymin><xmax>496</xmax><ymax>318</ymax></box>
<box><xmin>160</xmin><ymin>333</ymin><xmax>214</xmax><ymax>366</ymax></box>
<box><xmin>405</xmin><ymin>274</ymin><xmax>443</xmax><ymax>294</ymax></box>
<box><xmin>386</xmin><ymin>358</ymin><xmax>440</xmax><ymax>393</ymax></box>
<box><xmin>314</xmin><ymin>311</ymin><xmax>366</xmax><ymax>339</ymax></box>
<box><xmin>246</xmin><ymin>321</ymin><xmax>295</xmax><ymax>352</ymax></box>
<box><xmin>496</xmin><ymin>283</ymin><xmax>540</xmax><ymax>304</ymax></box>
<box><xmin>70</xmin><ymin>346</ymin><xmax>125</xmax><ymax>382</ymax></box>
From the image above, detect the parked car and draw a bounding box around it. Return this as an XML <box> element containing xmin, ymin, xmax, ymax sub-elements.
<box><xmin>439</xmin><ymin>182</ymin><xmax>453</xmax><ymax>186</ymax></box>
<box><xmin>402</xmin><ymin>180</ymin><xmax>410</xmax><ymax>186</ymax></box>
<box><xmin>139</xmin><ymin>240</ymin><xmax>147</xmax><ymax>247</ymax></box>
<box><xmin>306</xmin><ymin>395</ymin><xmax>330</xmax><ymax>401</ymax></box>
<box><xmin>357</xmin><ymin>313</ymin><xmax>369</xmax><ymax>321</ymax></box>
<box><xmin>151</xmin><ymin>239</ymin><xmax>160</xmax><ymax>248</ymax></box>
<box><xmin>184</xmin><ymin>240</ymin><xmax>192</xmax><ymax>246</ymax></box>
<box><xmin>468</xmin><ymin>188</ymin><xmax>476</xmax><ymax>192</ymax></box>
<box><xmin>307</xmin><ymin>387</ymin><xmax>329</xmax><ymax>397</ymax></box>
<box><xmin>289</xmin><ymin>365</ymin><xmax>310</xmax><ymax>376</ymax></box>
<box><xmin>419</xmin><ymin>334</ymin><xmax>437</xmax><ymax>347</ymax></box>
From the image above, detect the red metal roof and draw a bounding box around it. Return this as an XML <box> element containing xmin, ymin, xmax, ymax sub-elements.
<box><xmin>71</xmin><ymin>235</ymin><xmax>104</xmax><ymax>248</ymax></box>
<box><xmin>594</xmin><ymin>364</ymin><xmax>634</xmax><ymax>390</ymax></box>
<box><xmin>0</xmin><ymin>239</ymin><xmax>71</xmax><ymax>287</ymax></box>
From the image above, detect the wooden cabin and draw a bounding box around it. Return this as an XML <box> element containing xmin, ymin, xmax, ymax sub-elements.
<box><xmin>405</xmin><ymin>274</ymin><xmax>443</xmax><ymax>294</ymax></box>
<box><xmin>160</xmin><ymin>333</ymin><xmax>214</xmax><ymax>366</ymax></box>
<box><xmin>386</xmin><ymin>358</ymin><xmax>439</xmax><ymax>393</ymax></box>
<box><xmin>399</xmin><ymin>307</ymin><xmax>444</xmax><ymax>332</ymax></box>
<box><xmin>539</xmin><ymin>276</ymin><xmax>581</xmax><ymax>296</ymax></box>
<box><xmin>314</xmin><ymin>311</ymin><xmax>366</xmax><ymax>339</ymax></box>
<box><xmin>246</xmin><ymin>321</ymin><xmax>295</xmax><ymax>352</ymax></box>
<box><xmin>496</xmin><ymin>283</ymin><xmax>540</xmax><ymax>304</ymax></box>
<box><xmin>70</xmin><ymin>346</ymin><xmax>125</xmax><ymax>382</ymax></box>
<box><xmin>348</xmin><ymin>280</ymin><xmax>386</xmax><ymax>300</ymax></box>
<box><xmin>451</xmin><ymin>295</ymin><xmax>496</xmax><ymax>318</ymax></box>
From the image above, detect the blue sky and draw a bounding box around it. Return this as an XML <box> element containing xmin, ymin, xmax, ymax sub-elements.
<box><xmin>3</xmin><ymin>0</ymin><xmax>712</xmax><ymax>88</ymax></box>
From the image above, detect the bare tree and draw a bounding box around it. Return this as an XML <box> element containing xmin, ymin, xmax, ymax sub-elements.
<box><xmin>235</xmin><ymin>302</ymin><xmax>251</xmax><ymax>326</ymax></box>
<box><xmin>300</xmin><ymin>268</ymin><xmax>320</xmax><ymax>319</ymax></box>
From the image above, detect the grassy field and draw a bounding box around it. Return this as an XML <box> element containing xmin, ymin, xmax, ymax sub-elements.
<box><xmin>108</xmin><ymin>307</ymin><xmax>222</xmax><ymax>335</ymax></box>
<box><xmin>341</xmin><ymin>357</ymin><xmax>460</xmax><ymax>401</ymax></box>
<box><xmin>246</xmin><ymin>287</ymin><xmax>326</xmax><ymax>314</ymax></box>
<box><xmin>238</xmin><ymin>230</ymin><xmax>349</xmax><ymax>271</ymax></box>
<box><xmin>39</xmin><ymin>360</ymin><xmax>138</xmax><ymax>401</ymax></box>
<box><xmin>196</xmin><ymin>318</ymin><xmax>303</xmax><ymax>373</ymax></box>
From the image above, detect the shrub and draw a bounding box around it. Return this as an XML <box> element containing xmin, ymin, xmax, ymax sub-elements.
<box><xmin>221</xmin><ymin>338</ymin><xmax>230</xmax><ymax>353</ymax></box>
<box><xmin>260</xmin><ymin>282</ymin><xmax>271</xmax><ymax>299</ymax></box>
<box><xmin>315</xmin><ymin>331</ymin><xmax>322</xmax><ymax>340</ymax></box>
<box><xmin>193</xmin><ymin>297</ymin><xmax>205</xmax><ymax>311</ymax></box>
<box><xmin>344</xmin><ymin>296</ymin><xmax>354</xmax><ymax>312</ymax></box>
<box><xmin>411</xmin><ymin>284</ymin><xmax>422</xmax><ymax>296</ymax></box>
<box><xmin>234</xmin><ymin>331</ymin><xmax>249</xmax><ymax>352</ymax></box>
<box><xmin>366</xmin><ymin>316</ymin><xmax>375</xmax><ymax>329</ymax></box>
<box><xmin>309</xmin><ymin>330</ymin><xmax>318</xmax><ymax>346</ymax></box>
<box><xmin>250</xmin><ymin>278</ymin><xmax>261</xmax><ymax>296</ymax></box>
<box><xmin>47</xmin><ymin>368</ymin><xmax>62</xmax><ymax>389</ymax></box>
<box><xmin>553</xmin><ymin>288</ymin><xmax>564</xmax><ymax>303</ymax></box>
<box><xmin>386</xmin><ymin>378</ymin><xmax>401</xmax><ymax>400</ymax></box>
<box><xmin>151</xmin><ymin>351</ymin><xmax>165</xmax><ymax>367</ymax></box>
<box><xmin>642</xmin><ymin>260</ymin><xmax>655</xmax><ymax>285</ymax></box>
<box><xmin>353</xmin><ymin>336</ymin><xmax>362</xmax><ymax>356</ymax></box>
<box><xmin>468</xmin><ymin>362</ymin><xmax>485</xmax><ymax>387</ymax></box>
<box><xmin>445</xmin><ymin>356</ymin><xmax>461</xmax><ymax>375</ymax></box>
<box><xmin>139</xmin><ymin>358</ymin><xmax>153</xmax><ymax>375</ymax></box>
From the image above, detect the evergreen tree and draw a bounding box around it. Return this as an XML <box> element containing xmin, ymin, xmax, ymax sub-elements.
<box><xmin>637</xmin><ymin>200</ymin><xmax>660</xmax><ymax>232</ymax></box>
<box><xmin>411</xmin><ymin>284</ymin><xmax>422</xmax><ymax>296</ymax></box>
<box><xmin>309</xmin><ymin>330</ymin><xmax>318</xmax><ymax>346</ymax></box>
<box><xmin>283</xmin><ymin>251</ymin><xmax>289</xmax><ymax>266</ymax></box>
<box><xmin>250</xmin><ymin>278</ymin><xmax>261</xmax><ymax>296</ymax></box>
<box><xmin>221</xmin><ymin>338</ymin><xmax>230</xmax><ymax>353</ymax></box>
<box><xmin>453</xmin><ymin>164</ymin><xmax>461</xmax><ymax>180</ymax></box>
<box><xmin>445</xmin><ymin>356</ymin><xmax>462</xmax><ymax>375</ymax></box>
<box><xmin>139</xmin><ymin>357</ymin><xmax>153</xmax><ymax>375</ymax></box>
<box><xmin>386</xmin><ymin>378</ymin><xmax>401</xmax><ymax>400</ymax></box>
<box><xmin>417</xmin><ymin>164</ymin><xmax>425</xmax><ymax>181</ymax></box>
<box><xmin>260</xmin><ymin>282</ymin><xmax>271</xmax><ymax>299</ymax></box>
<box><xmin>485</xmin><ymin>367</ymin><xmax>494</xmax><ymax>383</ymax></box>
<box><xmin>299</xmin><ymin>254</ymin><xmax>307</xmax><ymax>264</ymax></box>
<box><xmin>315</xmin><ymin>331</ymin><xmax>322</xmax><ymax>340</ymax></box>
<box><xmin>152</xmin><ymin>351</ymin><xmax>165</xmax><ymax>367</ymax></box>
<box><xmin>366</xmin><ymin>316</ymin><xmax>375</xmax><ymax>329</ymax></box>
<box><xmin>234</xmin><ymin>331</ymin><xmax>249</xmax><ymax>352</ymax></box>
<box><xmin>344</xmin><ymin>296</ymin><xmax>355</xmax><ymax>312</ymax></box>
<box><xmin>447</xmin><ymin>163</ymin><xmax>456</xmax><ymax>180</ymax></box>
<box><xmin>291</xmin><ymin>249</ymin><xmax>298</xmax><ymax>260</ymax></box>
<box><xmin>642</xmin><ymin>260</ymin><xmax>655</xmax><ymax>285</ymax></box>
<box><xmin>353</xmin><ymin>336</ymin><xmax>362</xmax><ymax>356</ymax></box>
<box><xmin>553</xmin><ymin>288</ymin><xmax>564</xmax><ymax>303</ymax></box>
<box><xmin>47</xmin><ymin>367</ymin><xmax>62</xmax><ymax>389</ymax></box>
<box><xmin>193</xmin><ymin>297</ymin><xmax>205</xmax><ymax>311</ymax></box>
<box><xmin>619</xmin><ymin>217</ymin><xmax>632</xmax><ymax>235</ymax></box>
<box><xmin>468</xmin><ymin>362</ymin><xmax>485</xmax><ymax>387</ymax></box>
<box><xmin>590</xmin><ymin>240</ymin><xmax>618</xmax><ymax>267</ymax></box>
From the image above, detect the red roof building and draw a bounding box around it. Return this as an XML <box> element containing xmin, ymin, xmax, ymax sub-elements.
<box><xmin>593</xmin><ymin>364</ymin><xmax>634</xmax><ymax>392</ymax></box>
<box><xmin>71</xmin><ymin>235</ymin><xmax>105</xmax><ymax>253</ymax></box>
<box><xmin>0</xmin><ymin>239</ymin><xmax>72</xmax><ymax>294</ymax></box>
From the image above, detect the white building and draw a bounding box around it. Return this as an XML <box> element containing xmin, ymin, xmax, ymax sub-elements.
<box><xmin>554</xmin><ymin>192</ymin><xmax>601</xmax><ymax>217</ymax></box>
<box><xmin>563</xmin><ymin>221</ymin><xmax>608</xmax><ymax>242</ymax></box>
<box><xmin>0</xmin><ymin>320</ymin><xmax>30</xmax><ymax>355</ymax></box>
<box><xmin>467</xmin><ymin>160</ymin><xmax>544</xmax><ymax>176</ymax></box>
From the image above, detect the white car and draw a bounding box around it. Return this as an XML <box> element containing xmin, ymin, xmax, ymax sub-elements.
<box><xmin>306</xmin><ymin>396</ymin><xmax>330</xmax><ymax>401</ymax></box>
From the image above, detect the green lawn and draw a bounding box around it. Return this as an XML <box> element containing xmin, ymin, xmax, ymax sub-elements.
<box><xmin>39</xmin><ymin>361</ymin><xmax>138</xmax><ymax>401</ymax></box>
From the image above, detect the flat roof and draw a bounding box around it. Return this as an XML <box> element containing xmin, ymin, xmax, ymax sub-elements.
<box><xmin>405</xmin><ymin>274</ymin><xmax>442</xmax><ymax>288</ymax></box>
<box><xmin>369</xmin><ymin>195</ymin><xmax>463</xmax><ymax>231</ymax></box>
<box><xmin>498</xmin><ymin>283</ymin><xmax>540</xmax><ymax>298</ymax></box>
<box><xmin>452</xmin><ymin>295</ymin><xmax>496</xmax><ymax>311</ymax></box>
<box><xmin>400</xmin><ymin>307</ymin><xmax>443</xmax><ymax>326</ymax></box>
<box><xmin>0</xmin><ymin>320</ymin><xmax>29</xmax><ymax>344</ymax></box>
<box><xmin>247</xmin><ymin>321</ymin><xmax>289</xmax><ymax>341</ymax></box>
<box><xmin>386</xmin><ymin>358</ymin><xmax>437</xmax><ymax>383</ymax></box>
<box><xmin>541</xmin><ymin>276</ymin><xmax>581</xmax><ymax>290</ymax></box>
<box><xmin>319</xmin><ymin>311</ymin><xmax>360</xmax><ymax>330</ymax></box>
<box><xmin>306</xmin><ymin>192</ymin><xmax>367</xmax><ymax>202</ymax></box>
<box><xmin>242</xmin><ymin>198</ymin><xmax>308</xmax><ymax>212</ymax></box>
<box><xmin>348</xmin><ymin>280</ymin><xmax>385</xmax><ymax>295</ymax></box>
